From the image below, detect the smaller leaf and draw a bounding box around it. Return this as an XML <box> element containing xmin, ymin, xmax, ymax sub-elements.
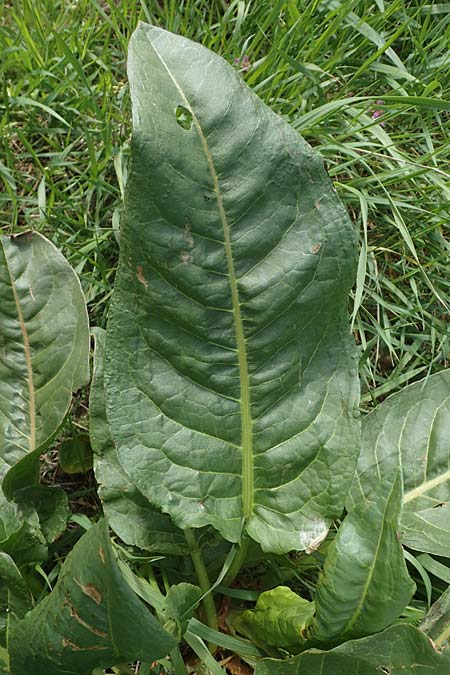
<box><xmin>313</xmin><ymin>472</ymin><xmax>415</xmax><ymax>643</ymax></box>
<box><xmin>0</xmin><ymin>494</ymin><xmax>47</xmax><ymax>564</ymax></box>
<box><xmin>234</xmin><ymin>586</ymin><xmax>315</xmax><ymax>652</ymax></box>
<box><xmin>14</xmin><ymin>486</ymin><xmax>69</xmax><ymax>543</ymax></box>
<box><xmin>162</xmin><ymin>583</ymin><xmax>202</xmax><ymax>638</ymax></box>
<box><xmin>58</xmin><ymin>435</ymin><xmax>93</xmax><ymax>474</ymax></box>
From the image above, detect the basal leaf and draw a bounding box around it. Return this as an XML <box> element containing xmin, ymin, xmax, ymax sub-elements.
<box><xmin>313</xmin><ymin>472</ymin><xmax>415</xmax><ymax>642</ymax></box>
<box><xmin>255</xmin><ymin>624</ymin><xmax>450</xmax><ymax>674</ymax></box>
<box><xmin>235</xmin><ymin>586</ymin><xmax>315</xmax><ymax>652</ymax></box>
<box><xmin>0</xmin><ymin>232</ymin><xmax>90</xmax><ymax>496</ymax></box>
<box><xmin>90</xmin><ymin>328</ymin><xmax>188</xmax><ymax>555</ymax></box>
<box><xmin>349</xmin><ymin>371</ymin><xmax>450</xmax><ymax>557</ymax></box>
<box><xmin>8</xmin><ymin>520</ymin><xmax>176</xmax><ymax>675</ymax></box>
<box><xmin>104</xmin><ymin>23</ymin><xmax>360</xmax><ymax>554</ymax></box>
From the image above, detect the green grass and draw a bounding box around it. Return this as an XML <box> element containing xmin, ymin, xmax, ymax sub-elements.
<box><xmin>1</xmin><ymin>0</ymin><xmax>449</xmax><ymax>403</ymax></box>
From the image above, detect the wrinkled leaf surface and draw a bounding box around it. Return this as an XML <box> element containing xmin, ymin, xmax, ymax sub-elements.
<box><xmin>90</xmin><ymin>328</ymin><xmax>188</xmax><ymax>555</ymax></box>
<box><xmin>235</xmin><ymin>586</ymin><xmax>314</xmax><ymax>652</ymax></box>
<box><xmin>105</xmin><ymin>23</ymin><xmax>360</xmax><ymax>554</ymax></box>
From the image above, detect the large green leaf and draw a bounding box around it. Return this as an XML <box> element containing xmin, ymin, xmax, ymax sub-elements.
<box><xmin>348</xmin><ymin>371</ymin><xmax>450</xmax><ymax>557</ymax></box>
<box><xmin>255</xmin><ymin>624</ymin><xmax>450</xmax><ymax>674</ymax></box>
<box><xmin>90</xmin><ymin>328</ymin><xmax>188</xmax><ymax>555</ymax></box>
<box><xmin>0</xmin><ymin>232</ymin><xmax>89</xmax><ymax>495</ymax></box>
<box><xmin>8</xmin><ymin>520</ymin><xmax>176</xmax><ymax>675</ymax></box>
<box><xmin>104</xmin><ymin>23</ymin><xmax>360</xmax><ymax>554</ymax></box>
<box><xmin>313</xmin><ymin>472</ymin><xmax>415</xmax><ymax>642</ymax></box>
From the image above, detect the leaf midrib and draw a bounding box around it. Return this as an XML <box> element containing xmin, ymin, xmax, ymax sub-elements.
<box><xmin>404</xmin><ymin>468</ymin><xmax>450</xmax><ymax>504</ymax></box>
<box><xmin>341</xmin><ymin>477</ymin><xmax>398</xmax><ymax>635</ymax></box>
<box><xmin>2</xmin><ymin>239</ymin><xmax>36</xmax><ymax>453</ymax></box>
<box><xmin>144</xmin><ymin>34</ymin><xmax>254</xmax><ymax>521</ymax></box>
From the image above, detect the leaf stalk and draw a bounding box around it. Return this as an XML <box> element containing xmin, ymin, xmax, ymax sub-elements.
<box><xmin>184</xmin><ymin>528</ymin><xmax>218</xmax><ymax>641</ymax></box>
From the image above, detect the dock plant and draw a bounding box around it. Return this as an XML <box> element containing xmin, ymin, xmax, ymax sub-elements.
<box><xmin>1</xmin><ymin>24</ymin><xmax>449</xmax><ymax>675</ymax></box>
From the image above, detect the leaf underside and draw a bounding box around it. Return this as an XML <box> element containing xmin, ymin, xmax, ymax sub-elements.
<box><xmin>105</xmin><ymin>23</ymin><xmax>360</xmax><ymax>554</ymax></box>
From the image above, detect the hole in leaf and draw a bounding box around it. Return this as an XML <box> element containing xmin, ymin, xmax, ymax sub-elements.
<box><xmin>175</xmin><ymin>105</ymin><xmax>193</xmax><ymax>130</ymax></box>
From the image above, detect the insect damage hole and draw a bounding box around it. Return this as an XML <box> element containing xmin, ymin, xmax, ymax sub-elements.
<box><xmin>175</xmin><ymin>105</ymin><xmax>193</xmax><ymax>130</ymax></box>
